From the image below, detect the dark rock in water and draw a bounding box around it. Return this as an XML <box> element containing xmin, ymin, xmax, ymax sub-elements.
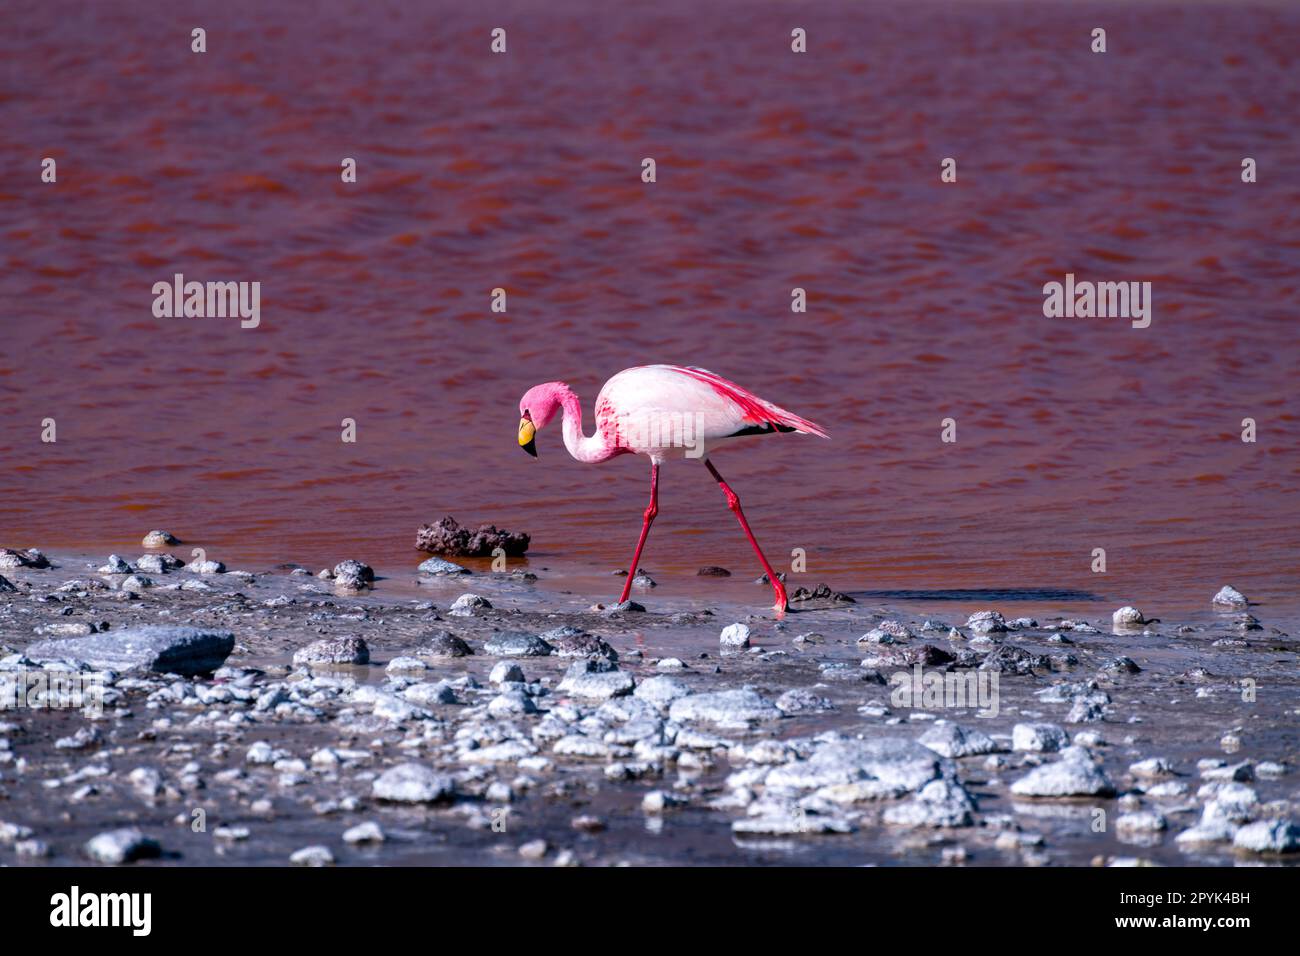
<box><xmin>0</xmin><ymin>574</ymin><xmax>17</xmax><ymax>593</ymax></box>
<box><xmin>417</xmin><ymin>631</ymin><xmax>473</xmax><ymax>658</ymax></box>
<box><xmin>28</xmin><ymin>625</ymin><xmax>235</xmax><ymax>677</ymax></box>
<box><xmin>483</xmin><ymin>632</ymin><xmax>553</xmax><ymax>657</ymax></box>
<box><xmin>631</xmin><ymin>573</ymin><xmax>657</xmax><ymax>589</ymax></box>
<box><xmin>294</xmin><ymin>636</ymin><xmax>370</xmax><ymax>666</ymax></box>
<box><xmin>697</xmin><ymin>566</ymin><xmax>731</xmax><ymax>577</ymax></box>
<box><xmin>790</xmin><ymin>583</ymin><xmax>855</xmax><ymax>604</ymax></box>
<box><xmin>755</xmin><ymin>572</ymin><xmax>787</xmax><ymax>585</ymax></box>
<box><xmin>979</xmin><ymin>644</ymin><xmax>1049</xmax><ymax>675</ymax></box>
<box><xmin>415</xmin><ymin>515</ymin><xmax>529</xmax><ymax>557</ymax></box>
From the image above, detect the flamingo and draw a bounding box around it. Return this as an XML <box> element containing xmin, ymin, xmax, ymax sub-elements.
<box><xmin>516</xmin><ymin>365</ymin><xmax>828</xmax><ymax>613</ymax></box>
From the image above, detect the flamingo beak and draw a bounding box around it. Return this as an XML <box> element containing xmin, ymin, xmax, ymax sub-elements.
<box><xmin>518</xmin><ymin>416</ymin><xmax>537</xmax><ymax>457</ymax></box>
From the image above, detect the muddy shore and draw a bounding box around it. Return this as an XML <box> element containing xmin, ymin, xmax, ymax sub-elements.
<box><xmin>1</xmin><ymin>549</ymin><xmax>1297</xmax><ymax>867</ymax></box>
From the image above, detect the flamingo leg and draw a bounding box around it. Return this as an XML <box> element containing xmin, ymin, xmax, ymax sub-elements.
<box><xmin>617</xmin><ymin>462</ymin><xmax>659</xmax><ymax>604</ymax></box>
<box><xmin>704</xmin><ymin>459</ymin><xmax>788</xmax><ymax>613</ymax></box>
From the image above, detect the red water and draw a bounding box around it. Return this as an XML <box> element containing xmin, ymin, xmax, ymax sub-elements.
<box><xmin>2</xmin><ymin>1</ymin><xmax>1298</xmax><ymax>615</ymax></box>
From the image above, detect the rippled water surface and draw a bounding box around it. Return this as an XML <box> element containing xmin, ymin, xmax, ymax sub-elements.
<box><xmin>2</xmin><ymin>0</ymin><xmax>1297</xmax><ymax>615</ymax></box>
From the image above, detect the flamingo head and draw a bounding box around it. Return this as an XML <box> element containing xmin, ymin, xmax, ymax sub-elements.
<box><xmin>517</xmin><ymin>382</ymin><xmax>569</xmax><ymax>457</ymax></box>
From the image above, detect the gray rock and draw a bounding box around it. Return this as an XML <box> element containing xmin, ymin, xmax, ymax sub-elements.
<box><xmin>333</xmin><ymin>559</ymin><xmax>373</xmax><ymax>591</ymax></box>
<box><xmin>668</xmin><ymin>689</ymin><xmax>781</xmax><ymax>728</ymax></box>
<box><xmin>965</xmin><ymin>610</ymin><xmax>1007</xmax><ymax>634</ymax></box>
<box><xmin>775</xmin><ymin>687</ymin><xmax>834</xmax><ymax>715</ymax></box>
<box><xmin>417</xmin><ymin>557</ymin><xmax>469</xmax><ymax>575</ymax></box>
<box><xmin>719</xmin><ymin>623</ymin><xmax>751</xmax><ymax>648</ymax></box>
<box><xmin>919</xmin><ymin>721</ymin><xmax>999</xmax><ymax>758</ymax></box>
<box><xmin>1212</xmin><ymin>585</ymin><xmax>1248</xmax><ymax>609</ymax></box>
<box><xmin>293</xmin><ymin>636</ymin><xmax>369</xmax><ymax>667</ymax></box>
<box><xmin>28</xmin><ymin>625</ymin><xmax>234</xmax><ymax>677</ymax></box>
<box><xmin>449</xmin><ymin>593</ymin><xmax>493</xmax><ymax>616</ymax></box>
<box><xmin>141</xmin><ymin>530</ymin><xmax>180</xmax><ymax>548</ymax></box>
<box><xmin>372</xmin><ymin>763</ymin><xmax>454</xmax><ymax>803</ymax></box>
<box><xmin>1010</xmin><ymin>753</ymin><xmax>1115</xmax><ymax>797</ymax></box>
<box><xmin>634</xmin><ymin>675</ymin><xmax>692</xmax><ymax>708</ymax></box>
<box><xmin>85</xmin><ymin>828</ymin><xmax>160</xmax><ymax>864</ymax></box>
<box><xmin>98</xmin><ymin>555</ymin><xmax>132</xmax><ymax>574</ymax></box>
<box><xmin>488</xmin><ymin>690</ymin><xmax>538</xmax><ymax>717</ymax></box>
<box><xmin>489</xmin><ymin>661</ymin><xmax>525</xmax><ymax>684</ymax></box>
<box><xmin>186</xmin><ymin>559</ymin><xmax>225</xmax><ymax>574</ymax></box>
<box><xmin>767</xmin><ymin>737</ymin><xmax>951</xmax><ymax>792</ymax></box>
<box><xmin>546</xmin><ymin>630</ymin><xmax>618</xmax><ymax>660</ymax></box>
<box><xmin>1012</xmin><ymin>722</ymin><xmax>1069</xmax><ymax>753</ymax></box>
<box><xmin>1112</xmin><ymin>606</ymin><xmax>1146</xmax><ymax>629</ymax></box>
<box><xmin>483</xmin><ymin>632</ymin><xmax>552</xmax><ymax>657</ymax></box>
<box><xmin>558</xmin><ymin>666</ymin><xmax>635</xmax><ymax>700</ymax></box>
<box><xmin>135</xmin><ymin>553</ymin><xmax>182</xmax><ymax>574</ymax></box>
<box><xmin>1232</xmin><ymin>819</ymin><xmax>1299</xmax><ymax>853</ymax></box>
<box><xmin>882</xmin><ymin>778</ymin><xmax>977</xmax><ymax>827</ymax></box>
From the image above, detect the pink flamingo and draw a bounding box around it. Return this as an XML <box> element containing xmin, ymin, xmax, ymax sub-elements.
<box><xmin>517</xmin><ymin>365</ymin><xmax>828</xmax><ymax>613</ymax></box>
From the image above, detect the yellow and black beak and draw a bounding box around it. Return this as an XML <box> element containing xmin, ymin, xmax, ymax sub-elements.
<box><xmin>518</xmin><ymin>415</ymin><xmax>537</xmax><ymax>457</ymax></box>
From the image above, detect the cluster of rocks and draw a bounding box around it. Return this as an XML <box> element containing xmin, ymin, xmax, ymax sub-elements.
<box><xmin>415</xmin><ymin>516</ymin><xmax>530</xmax><ymax>558</ymax></box>
<box><xmin>0</xmin><ymin>552</ymin><xmax>1295</xmax><ymax>866</ymax></box>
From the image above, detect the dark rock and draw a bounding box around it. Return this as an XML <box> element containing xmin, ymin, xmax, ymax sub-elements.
<box><xmin>979</xmin><ymin>644</ymin><xmax>1049</xmax><ymax>675</ymax></box>
<box><xmin>0</xmin><ymin>548</ymin><xmax>50</xmax><ymax>569</ymax></box>
<box><xmin>543</xmin><ymin>629</ymin><xmax>618</xmax><ymax>660</ymax></box>
<box><xmin>789</xmin><ymin>583</ymin><xmax>855</xmax><ymax>604</ymax></box>
<box><xmin>696</xmin><ymin>566</ymin><xmax>731</xmax><ymax>577</ymax></box>
<box><xmin>27</xmin><ymin>625</ymin><xmax>234</xmax><ymax>677</ymax></box>
<box><xmin>416</xmin><ymin>631</ymin><xmax>473</xmax><ymax>659</ymax></box>
<box><xmin>415</xmin><ymin>515</ymin><xmax>529</xmax><ymax>557</ymax></box>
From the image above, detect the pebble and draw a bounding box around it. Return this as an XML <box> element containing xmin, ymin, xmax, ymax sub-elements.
<box><xmin>919</xmin><ymin>721</ymin><xmax>999</xmax><ymax>758</ymax></box>
<box><xmin>668</xmin><ymin>689</ymin><xmax>781</xmax><ymax>728</ymax></box>
<box><xmin>372</xmin><ymin>763</ymin><xmax>455</xmax><ymax>803</ymax></box>
<box><xmin>1211</xmin><ymin>585</ymin><xmax>1248</xmax><ymax>609</ymax></box>
<box><xmin>290</xmin><ymin>845</ymin><xmax>335</xmax><ymax>866</ymax></box>
<box><xmin>418</xmin><ymin>631</ymin><xmax>473</xmax><ymax>659</ymax></box>
<box><xmin>1012</xmin><ymin>722</ymin><xmax>1069</xmax><ymax>753</ymax></box>
<box><xmin>518</xmin><ymin>839</ymin><xmax>548</xmax><ymax>860</ymax></box>
<box><xmin>417</xmin><ymin>557</ymin><xmax>469</xmax><ymax>575</ymax></box>
<box><xmin>489</xmin><ymin>661</ymin><xmax>525</xmax><ymax>684</ymax></box>
<box><xmin>557</xmin><ymin>665</ymin><xmax>635</xmax><ymax>700</ymax></box>
<box><xmin>719</xmin><ymin>623</ymin><xmax>751</xmax><ymax>648</ymax></box>
<box><xmin>343</xmin><ymin>822</ymin><xmax>386</xmax><ymax>844</ymax></box>
<box><xmin>483</xmin><ymin>632</ymin><xmax>552</xmax><ymax>657</ymax></box>
<box><xmin>449</xmin><ymin>593</ymin><xmax>493</xmax><ymax>617</ymax></box>
<box><xmin>84</xmin><ymin>827</ymin><xmax>160</xmax><ymax>864</ymax></box>
<box><xmin>1010</xmin><ymin>751</ymin><xmax>1115</xmax><ymax>797</ymax></box>
<box><xmin>97</xmin><ymin>555</ymin><xmax>132</xmax><ymax>574</ymax></box>
<box><xmin>1111</xmin><ymin>606</ymin><xmax>1146</xmax><ymax>629</ymax></box>
<box><xmin>1232</xmin><ymin>819</ymin><xmax>1299</xmax><ymax>853</ymax></box>
<box><xmin>293</xmin><ymin>636</ymin><xmax>369</xmax><ymax>667</ymax></box>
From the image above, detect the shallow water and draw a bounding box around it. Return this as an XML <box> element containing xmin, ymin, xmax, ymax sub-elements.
<box><xmin>2</xmin><ymin>0</ymin><xmax>1298</xmax><ymax>619</ymax></box>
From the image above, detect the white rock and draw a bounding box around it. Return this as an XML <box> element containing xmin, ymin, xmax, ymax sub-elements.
<box><xmin>1211</xmin><ymin>585</ymin><xmax>1248</xmax><ymax>609</ymax></box>
<box><xmin>719</xmin><ymin>623</ymin><xmax>751</xmax><ymax>648</ymax></box>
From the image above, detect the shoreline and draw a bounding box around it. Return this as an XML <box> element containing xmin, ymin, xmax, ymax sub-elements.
<box><xmin>1</xmin><ymin>548</ymin><xmax>1297</xmax><ymax>866</ymax></box>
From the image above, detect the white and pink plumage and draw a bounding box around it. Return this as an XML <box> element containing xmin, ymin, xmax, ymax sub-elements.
<box><xmin>517</xmin><ymin>364</ymin><xmax>828</xmax><ymax>613</ymax></box>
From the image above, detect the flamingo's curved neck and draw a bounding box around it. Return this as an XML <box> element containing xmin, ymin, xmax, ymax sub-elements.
<box><xmin>558</xmin><ymin>388</ymin><xmax>618</xmax><ymax>464</ymax></box>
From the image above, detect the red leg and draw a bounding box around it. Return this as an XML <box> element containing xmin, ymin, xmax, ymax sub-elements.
<box><xmin>617</xmin><ymin>463</ymin><xmax>659</xmax><ymax>604</ymax></box>
<box><xmin>704</xmin><ymin>459</ymin><xmax>788</xmax><ymax>613</ymax></box>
